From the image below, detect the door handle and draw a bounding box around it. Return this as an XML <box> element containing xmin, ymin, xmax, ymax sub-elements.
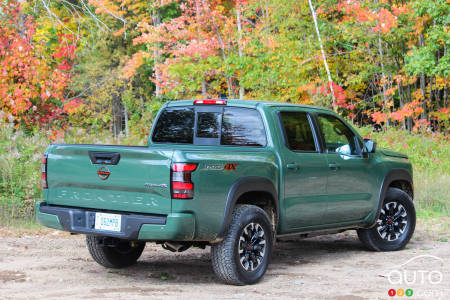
<box><xmin>328</xmin><ymin>162</ymin><xmax>340</xmax><ymax>170</ymax></box>
<box><xmin>286</xmin><ymin>163</ymin><xmax>300</xmax><ymax>170</ymax></box>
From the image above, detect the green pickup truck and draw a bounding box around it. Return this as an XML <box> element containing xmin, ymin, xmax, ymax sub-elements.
<box><xmin>37</xmin><ymin>99</ymin><xmax>416</xmax><ymax>285</ymax></box>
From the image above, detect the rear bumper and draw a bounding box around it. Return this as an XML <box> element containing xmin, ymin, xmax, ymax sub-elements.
<box><xmin>36</xmin><ymin>202</ymin><xmax>195</xmax><ymax>241</ymax></box>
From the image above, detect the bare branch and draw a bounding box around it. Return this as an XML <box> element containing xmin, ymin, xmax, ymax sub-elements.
<box><xmin>40</xmin><ymin>0</ymin><xmax>74</xmax><ymax>34</ymax></box>
<box><xmin>92</xmin><ymin>0</ymin><xmax>127</xmax><ymax>39</ymax></box>
<box><xmin>307</xmin><ymin>0</ymin><xmax>337</xmax><ymax>110</ymax></box>
<box><xmin>80</xmin><ymin>0</ymin><xmax>111</xmax><ymax>33</ymax></box>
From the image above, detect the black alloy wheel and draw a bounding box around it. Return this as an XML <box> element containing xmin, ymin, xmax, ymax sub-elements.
<box><xmin>357</xmin><ymin>187</ymin><xmax>416</xmax><ymax>251</ymax></box>
<box><xmin>376</xmin><ymin>201</ymin><xmax>408</xmax><ymax>241</ymax></box>
<box><xmin>238</xmin><ymin>222</ymin><xmax>267</xmax><ymax>271</ymax></box>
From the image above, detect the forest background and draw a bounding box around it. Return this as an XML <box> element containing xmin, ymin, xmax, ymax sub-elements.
<box><xmin>0</xmin><ymin>0</ymin><xmax>448</xmax><ymax>224</ymax></box>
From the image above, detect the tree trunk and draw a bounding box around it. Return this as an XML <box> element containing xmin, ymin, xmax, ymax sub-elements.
<box><xmin>307</xmin><ymin>0</ymin><xmax>337</xmax><ymax>111</ymax></box>
<box><xmin>195</xmin><ymin>1</ymin><xmax>208</xmax><ymax>98</ymax></box>
<box><xmin>407</xmin><ymin>84</ymin><xmax>412</xmax><ymax>132</ymax></box>
<box><xmin>152</xmin><ymin>9</ymin><xmax>161</xmax><ymax>97</ymax></box>
<box><xmin>418</xmin><ymin>34</ymin><xmax>427</xmax><ymax>120</ymax></box>
<box><xmin>201</xmin><ymin>79</ymin><xmax>207</xmax><ymax>97</ymax></box>
<box><xmin>444</xmin><ymin>82</ymin><xmax>448</xmax><ymax>109</ymax></box>
<box><xmin>236</xmin><ymin>1</ymin><xmax>244</xmax><ymax>100</ymax></box>
<box><xmin>202</xmin><ymin>0</ymin><xmax>234</xmax><ymax>99</ymax></box>
<box><xmin>444</xmin><ymin>45</ymin><xmax>448</xmax><ymax>108</ymax></box>
<box><xmin>112</xmin><ymin>109</ymin><xmax>116</xmax><ymax>139</ymax></box>
<box><xmin>124</xmin><ymin>106</ymin><xmax>129</xmax><ymax>137</ymax></box>
<box><xmin>216</xmin><ymin>32</ymin><xmax>233</xmax><ymax>99</ymax></box>
<box><xmin>398</xmin><ymin>83</ymin><xmax>405</xmax><ymax>129</ymax></box>
<box><xmin>377</xmin><ymin>33</ymin><xmax>390</xmax><ymax>127</ymax></box>
<box><xmin>112</xmin><ymin>92</ymin><xmax>123</xmax><ymax>137</ymax></box>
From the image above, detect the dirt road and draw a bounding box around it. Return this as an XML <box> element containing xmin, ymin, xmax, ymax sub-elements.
<box><xmin>1</xmin><ymin>221</ymin><xmax>448</xmax><ymax>300</ymax></box>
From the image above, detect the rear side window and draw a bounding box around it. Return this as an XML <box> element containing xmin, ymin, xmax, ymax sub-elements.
<box><xmin>221</xmin><ymin>108</ymin><xmax>266</xmax><ymax>147</ymax></box>
<box><xmin>279</xmin><ymin>111</ymin><xmax>316</xmax><ymax>151</ymax></box>
<box><xmin>152</xmin><ymin>108</ymin><xmax>194</xmax><ymax>143</ymax></box>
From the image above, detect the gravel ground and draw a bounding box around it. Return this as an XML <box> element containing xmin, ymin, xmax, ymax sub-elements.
<box><xmin>0</xmin><ymin>220</ymin><xmax>448</xmax><ymax>300</ymax></box>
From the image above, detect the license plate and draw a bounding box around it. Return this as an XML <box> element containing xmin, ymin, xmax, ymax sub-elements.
<box><xmin>95</xmin><ymin>213</ymin><xmax>122</xmax><ymax>232</ymax></box>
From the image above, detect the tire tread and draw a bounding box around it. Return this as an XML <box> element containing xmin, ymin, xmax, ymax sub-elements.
<box><xmin>358</xmin><ymin>187</ymin><xmax>415</xmax><ymax>252</ymax></box>
<box><xmin>86</xmin><ymin>235</ymin><xmax>145</xmax><ymax>268</ymax></box>
<box><xmin>211</xmin><ymin>204</ymin><xmax>272</xmax><ymax>285</ymax></box>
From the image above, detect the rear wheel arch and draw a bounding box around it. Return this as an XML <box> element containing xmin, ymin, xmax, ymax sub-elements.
<box><xmin>217</xmin><ymin>177</ymin><xmax>278</xmax><ymax>239</ymax></box>
<box><xmin>211</xmin><ymin>204</ymin><xmax>274</xmax><ymax>285</ymax></box>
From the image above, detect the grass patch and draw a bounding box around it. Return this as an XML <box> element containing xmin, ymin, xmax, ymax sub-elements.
<box><xmin>0</xmin><ymin>122</ymin><xmax>145</xmax><ymax>225</ymax></box>
<box><xmin>1</xmin><ymin>122</ymin><xmax>448</xmax><ymax>225</ymax></box>
<box><xmin>358</xmin><ymin>127</ymin><xmax>449</xmax><ymax>217</ymax></box>
<box><xmin>151</xmin><ymin>272</ymin><xmax>175</xmax><ymax>281</ymax></box>
<box><xmin>3</xmin><ymin>217</ymin><xmax>42</xmax><ymax>230</ymax></box>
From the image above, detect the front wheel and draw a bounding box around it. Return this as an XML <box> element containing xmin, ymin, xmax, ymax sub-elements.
<box><xmin>357</xmin><ymin>187</ymin><xmax>416</xmax><ymax>251</ymax></box>
<box><xmin>86</xmin><ymin>235</ymin><xmax>145</xmax><ymax>268</ymax></box>
<box><xmin>211</xmin><ymin>204</ymin><xmax>273</xmax><ymax>285</ymax></box>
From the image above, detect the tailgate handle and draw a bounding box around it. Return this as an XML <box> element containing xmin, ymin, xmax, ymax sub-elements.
<box><xmin>89</xmin><ymin>152</ymin><xmax>120</xmax><ymax>165</ymax></box>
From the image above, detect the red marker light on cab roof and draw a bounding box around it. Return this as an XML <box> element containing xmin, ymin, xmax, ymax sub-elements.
<box><xmin>193</xmin><ymin>99</ymin><xmax>226</xmax><ymax>105</ymax></box>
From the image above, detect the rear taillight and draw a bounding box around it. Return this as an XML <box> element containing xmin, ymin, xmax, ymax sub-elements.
<box><xmin>193</xmin><ymin>99</ymin><xmax>226</xmax><ymax>105</ymax></box>
<box><xmin>171</xmin><ymin>163</ymin><xmax>197</xmax><ymax>199</ymax></box>
<box><xmin>42</xmin><ymin>155</ymin><xmax>48</xmax><ymax>189</ymax></box>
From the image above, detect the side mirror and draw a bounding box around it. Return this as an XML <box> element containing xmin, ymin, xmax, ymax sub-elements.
<box><xmin>363</xmin><ymin>139</ymin><xmax>376</xmax><ymax>154</ymax></box>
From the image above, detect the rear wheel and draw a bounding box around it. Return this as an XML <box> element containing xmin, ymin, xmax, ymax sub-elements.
<box><xmin>357</xmin><ymin>188</ymin><xmax>416</xmax><ymax>251</ymax></box>
<box><xmin>86</xmin><ymin>235</ymin><xmax>145</xmax><ymax>268</ymax></box>
<box><xmin>211</xmin><ymin>204</ymin><xmax>273</xmax><ymax>285</ymax></box>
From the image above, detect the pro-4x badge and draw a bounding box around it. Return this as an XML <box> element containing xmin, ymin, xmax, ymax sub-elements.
<box><xmin>224</xmin><ymin>163</ymin><xmax>238</xmax><ymax>171</ymax></box>
<box><xmin>97</xmin><ymin>166</ymin><xmax>110</xmax><ymax>180</ymax></box>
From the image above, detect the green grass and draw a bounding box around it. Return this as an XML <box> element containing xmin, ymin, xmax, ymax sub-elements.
<box><xmin>0</xmin><ymin>123</ymin><xmax>45</xmax><ymax>225</ymax></box>
<box><xmin>151</xmin><ymin>272</ymin><xmax>175</xmax><ymax>280</ymax></box>
<box><xmin>1</xmin><ymin>121</ymin><xmax>448</xmax><ymax>226</ymax></box>
<box><xmin>357</xmin><ymin>126</ymin><xmax>449</xmax><ymax>217</ymax></box>
<box><xmin>3</xmin><ymin>218</ymin><xmax>43</xmax><ymax>230</ymax></box>
<box><xmin>0</xmin><ymin>122</ymin><xmax>146</xmax><ymax>226</ymax></box>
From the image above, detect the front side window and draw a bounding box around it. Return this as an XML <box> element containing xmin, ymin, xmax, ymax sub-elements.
<box><xmin>317</xmin><ymin>114</ymin><xmax>358</xmax><ymax>155</ymax></box>
<box><xmin>279</xmin><ymin>111</ymin><xmax>316</xmax><ymax>151</ymax></box>
<box><xmin>152</xmin><ymin>108</ymin><xmax>194</xmax><ymax>143</ymax></box>
<box><xmin>221</xmin><ymin>108</ymin><xmax>266</xmax><ymax>147</ymax></box>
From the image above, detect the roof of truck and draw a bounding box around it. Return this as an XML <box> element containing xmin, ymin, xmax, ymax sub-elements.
<box><xmin>166</xmin><ymin>99</ymin><xmax>333</xmax><ymax>112</ymax></box>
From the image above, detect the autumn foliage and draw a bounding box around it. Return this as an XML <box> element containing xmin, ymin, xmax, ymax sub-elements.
<box><xmin>0</xmin><ymin>0</ymin><xmax>448</xmax><ymax>134</ymax></box>
<box><xmin>0</xmin><ymin>0</ymin><xmax>448</xmax><ymax>222</ymax></box>
<box><xmin>0</xmin><ymin>1</ymin><xmax>81</xmax><ymax>129</ymax></box>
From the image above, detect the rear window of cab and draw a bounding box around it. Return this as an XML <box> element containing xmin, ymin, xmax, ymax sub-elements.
<box><xmin>152</xmin><ymin>107</ymin><xmax>267</xmax><ymax>147</ymax></box>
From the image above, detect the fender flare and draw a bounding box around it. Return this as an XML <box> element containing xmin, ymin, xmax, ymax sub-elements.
<box><xmin>369</xmin><ymin>168</ymin><xmax>413</xmax><ymax>228</ymax></box>
<box><xmin>217</xmin><ymin>176</ymin><xmax>279</xmax><ymax>238</ymax></box>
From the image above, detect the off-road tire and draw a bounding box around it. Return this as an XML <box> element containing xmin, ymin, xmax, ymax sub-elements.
<box><xmin>211</xmin><ymin>204</ymin><xmax>273</xmax><ymax>285</ymax></box>
<box><xmin>86</xmin><ymin>235</ymin><xmax>145</xmax><ymax>268</ymax></box>
<box><xmin>358</xmin><ymin>187</ymin><xmax>416</xmax><ymax>251</ymax></box>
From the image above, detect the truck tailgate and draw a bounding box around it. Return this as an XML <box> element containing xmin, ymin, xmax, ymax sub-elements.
<box><xmin>45</xmin><ymin>144</ymin><xmax>173</xmax><ymax>215</ymax></box>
